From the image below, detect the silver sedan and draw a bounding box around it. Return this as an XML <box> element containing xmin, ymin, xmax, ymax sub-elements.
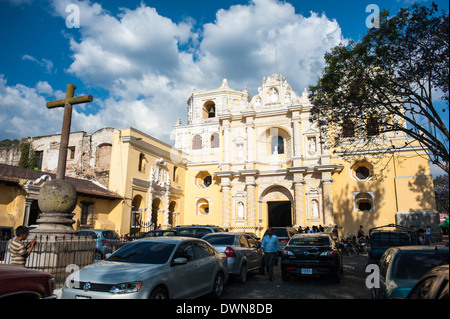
<box><xmin>62</xmin><ymin>237</ymin><xmax>228</xmax><ymax>299</ymax></box>
<box><xmin>203</xmin><ymin>232</ymin><xmax>264</xmax><ymax>283</ymax></box>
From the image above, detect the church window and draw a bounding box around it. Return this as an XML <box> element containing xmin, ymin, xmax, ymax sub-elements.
<box><xmin>271</xmin><ymin>136</ymin><xmax>284</xmax><ymax>154</ymax></box>
<box><xmin>195</xmin><ymin>171</ymin><xmax>212</xmax><ymax>189</ymax></box>
<box><xmin>68</xmin><ymin>146</ymin><xmax>75</xmax><ymax>160</ymax></box>
<box><xmin>211</xmin><ymin>133</ymin><xmax>219</xmax><ymax>148</ymax></box>
<box><xmin>367</xmin><ymin>115</ymin><xmax>380</xmax><ymax>137</ymax></box>
<box><xmin>203</xmin><ymin>101</ymin><xmax>216</xmax><ymax>119</ymax></box>
<box><xmin>351</xmin><ymin>160</ymin><xmax>373</xmax><ymax>181</ymax></box>
<box><xmin>354</xmin><ymin>192</ymin><xmax>374</xmax><ymax>212</ymax></box>
<box><xmin>193</xmin><ymin>135</ymin><xmax>202</xmax><ymax>150</ymax></box>
<box><xmin>196</xmin><ymin>198</ymin><xmax>210</xmax><ymax>215</ymax></box>
<box><xmin>138</xmin><ymin>153</ymin><xmax>145</xmax><ymax>172</ymax></box>
<box><xmin>342</xmin><ymin>122</ymin><xmax>355</xmax><ymax>138</ymax></box>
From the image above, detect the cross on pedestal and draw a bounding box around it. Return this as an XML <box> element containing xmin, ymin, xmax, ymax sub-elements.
<box><xmin>47</xmin><ymin>84</ymin><xmax>93</xmax><ymax>179</ymax></box>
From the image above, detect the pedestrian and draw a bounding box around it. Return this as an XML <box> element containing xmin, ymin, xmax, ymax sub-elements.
<box><xmin>425</xmin><ymin>226</ymin><xmax>434</xmax><ymax>244</ymax></box>
<box><xmin>357</xmin><ymin>225</ymin><xmax>364</xmax><ymax>238</ymax></box>
<box><xmin>332</xmin><ymin>225</ymin><xmax>339</xmax><ymax>239</ymax></box>
<box><xmin>261</xmin><ymin>227</ymin><xmax>280</xmax><ymax>282</ymax></box>
<box><xmin>297</xmin><ymin>226</ymin><xmax>303</xmax><ymax>233</ymax></box>
<box><xmin>418</xmin><ymin>229</ymin><xmax>426</xmax><ymax>245</ymax></box>
<box><xmin>319</xmin><ymin>225</ymin><xmax>324</xmax><ymax>232</ymax></box>
<box><xmin>9</xmin><ymin>226</ymin><xmax>36</xmax><ymax>267</ymax></box>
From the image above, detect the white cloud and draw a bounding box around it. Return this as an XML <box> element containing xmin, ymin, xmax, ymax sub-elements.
<box><xmin>22</xmin><ymin>55</ymin><xmax>54</xmax><ymax>74</ymax></box>
<box><xmin>0</xmin><ymin>75</ymin><xmax>64</xmax><ymax>139</ymax></box>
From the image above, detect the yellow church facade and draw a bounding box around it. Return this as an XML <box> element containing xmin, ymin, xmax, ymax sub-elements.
<box><xmin>171</xmin><ymin>74</ymin><xmax>437</xmax><ymax>238</ymax></box>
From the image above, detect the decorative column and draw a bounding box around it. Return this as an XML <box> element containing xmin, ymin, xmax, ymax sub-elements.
<box><xmin>222</xmin><ymin>119</ymin><xmax>231</xmax><ymax>170</ymax></box>
<box><xmin>222</xmin><ymin>185</ymin><xmax>232</xmax><ymax>228</ymax></box>
<box><xmin>321</xmin><ymin>173</ymin><xmax>335</xmax><ymax>226</ymax></box>
<box><xmin>293</xmin><ymin>180</ymin><xmax>306</xmax><ymax>226</ymax></box>
<box><xmin>246</xmin><ymin>177</ymin><xmax>257</xmax><ymax>228</ymax></box>
<box><xmin>163</xmin><ymin>174</ymin><xmax>171</xmax><ymax>229</ymax></box>
<box><xmin>245</xmin><ymin>116</ymin><xmax>255</xmax><ymax>170</ymax></box>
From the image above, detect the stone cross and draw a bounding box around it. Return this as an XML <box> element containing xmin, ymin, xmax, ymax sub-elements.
<box><xmin>46</xmin><ymin>84</ymin><xmax>93</xmax><ymax>179</ymax></box>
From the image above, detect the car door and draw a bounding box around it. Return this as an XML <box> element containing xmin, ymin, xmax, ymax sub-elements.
<box><xmin>192</xmin><ymin>240</ymin><xmax>218</xmax><ymax>295</ymax></box>
<box><xmin>170</xmin><ymin>241</ymin><xmax>198</xmax><ymax>298</ymax></box>
<box><xmin>245</xmin><ymin>235</ymin><xmax>262</xmax><ymax>270</ymax></box>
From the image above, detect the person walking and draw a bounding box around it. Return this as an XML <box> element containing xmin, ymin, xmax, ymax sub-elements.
<box><xmin>9</xmin><ymin>226</ymin><xmax>36</xmax><ymax>267</ymax></box>
<box><xmin>425</xmin><ymin>226</ymin><xmax>434</xmax><ymax>244</ymax></box>
<box><xmin>261</xmin><ymin>227</ymin><xmax>280</xmax><ymax>282</ymax></box>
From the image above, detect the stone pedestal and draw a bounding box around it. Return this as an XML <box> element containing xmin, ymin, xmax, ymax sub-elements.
<box><xmin>32</xmin><ymin>179</ymin><xmax>78</xmax><ymax>235</ymax></box>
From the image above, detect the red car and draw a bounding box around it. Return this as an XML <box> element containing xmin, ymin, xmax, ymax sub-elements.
<box><xmin>0</xmin><ymin>265</ymin><xmax>56</xmax><ymax>299</ymax></box>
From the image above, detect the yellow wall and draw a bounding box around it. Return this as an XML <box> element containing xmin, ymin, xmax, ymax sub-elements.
<box><xmin>331</xmin><ymin>146</ymin><xmax>436</xmax><ymax>236</ymax></box>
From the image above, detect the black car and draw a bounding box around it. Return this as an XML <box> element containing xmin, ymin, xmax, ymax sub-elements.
<box><xmin>407</xmin><ymin>264</ymin><xmax>449</xmax><ymax>299</ymax></box>
<box><xmin>281</xmin><ymin>233</ymin><xmax>343</xmax><ymax>283</ymax></box>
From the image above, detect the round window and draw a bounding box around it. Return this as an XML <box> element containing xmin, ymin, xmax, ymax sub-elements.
<box><xmin>355</xmin><ymin>166</ymin><xmax>370</xmax><ymax>180</ymax></box>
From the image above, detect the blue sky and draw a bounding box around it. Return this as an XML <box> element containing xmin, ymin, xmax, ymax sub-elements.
<box><xmin>0</xmin><ymin>0</ymin><xmax>448</xmax><ymax>174</ymax></box>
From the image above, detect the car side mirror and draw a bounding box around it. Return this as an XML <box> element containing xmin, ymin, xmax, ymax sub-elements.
<box><xmin>172</xmin><ymin>257</ymin><xmax>188</xmax><ymax>265</ymax></box>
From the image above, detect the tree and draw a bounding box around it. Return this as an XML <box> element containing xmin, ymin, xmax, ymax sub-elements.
<box><xmin>434</xmin><ymin>174</ymin><xmax>449</xmax><ymax>212</ymax></box>
<box><xmin>309</xmin><ymin>3</ymin><xmax>449</xmax><ymax>174</ymax></box>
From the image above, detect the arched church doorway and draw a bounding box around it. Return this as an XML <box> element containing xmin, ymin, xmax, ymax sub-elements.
<box><xmin>268</xmin><ymin>201</ymin><xmax>292</xmax><ymax>227</ymax></box>
<box><xmin>260</xmin><ymin>185</ymin><xmax>294</xmax><ymax>228</ymax></box>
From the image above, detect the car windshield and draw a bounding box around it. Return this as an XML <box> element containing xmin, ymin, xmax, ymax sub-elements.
<box><xmin>392</xmin><ymin>252</ymin><xmax>450</xmax><ymax>279</ymax></box>
<box><xmin>203</xmin><ymin>234</ymin><xmax>235</xmax><ymax>245</ymax></box>
<box><xmin>290</xmin><ymin>236</ymin><xmax>331</xmax><ymax>246</ymax></box>
<box><xmin>107</xmin><ymin>241</ymin><xmax>176</xmax><ymax>264</ymax></box>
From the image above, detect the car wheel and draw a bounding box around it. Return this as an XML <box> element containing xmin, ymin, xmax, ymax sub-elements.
<box><xmin>211</xmin><ymin>272</ymin><xmax>224</xmax><ymax>298</ymax></box>
<box><xmin>281</xmin><ymin>270</ymin><xmax>290</xmax><ymax>282</ymax></box>
<box><xmin>332</xmin><ymin>269</ymin><xmax>341</xmax><ymax>283</ymax></box>
<box><xmin>371</xmin><ymin>288</ymin><xmax>380</xmax><ymax>299</ymax></box>
<box><xmin>149</xmin><ymin>286</ymin><xmax>168</xmax><ymax>299</ymax></box>
<box><xmin>236</xmin><ymin>263</ymin><xmax>247</xmax><ymax>284</ymax></box>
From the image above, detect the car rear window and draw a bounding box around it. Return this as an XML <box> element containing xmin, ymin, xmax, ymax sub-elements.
<box><xmin>264</xmin><ymin>229</ymin><xmax>288</xmax><ymax>237</ymax></box>
<box><xmin>107</xmin><ymin>241</ymin><xmax>176</xmax><ymax>264</ymax></box>
<box><xmin>203</xmin><ymin>234</ymin><xmax>235</xmax><ymax>245</ymax></box>
<box><xmin>370</xmin><ymin>232</ymin><xmax>410</xmax><ymax>245</ymax></box>
<box><xmin>290</xmin><ymin>236</ymin><xmax>331</xmax><ymax>246</ymax></box>
<box><xmin>392</xmin><ymin>252</ymin><xmax>450</xmax><ymax>279</ymax></box>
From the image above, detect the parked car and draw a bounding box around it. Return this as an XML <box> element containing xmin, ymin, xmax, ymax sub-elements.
<box><xmin>407</xmin><ymin>264</ymin><xmax>449</xmax><ymax>299</ymax></box>
<box><xmin>368</xmin><ymin>224</ymin><xmax>413</xmax><ymax>264</ymax></box>
<box><xmin>203</xmin><ymin>232</ymin><xmax>264</xmax><ymax>283</ymax></box>
<box><xmin>281</xmin><ymin>233</ymin><xmax>343</xmax><ymax>283</ymax></box>
<box><xmin>78</xmin><ymin>229</ymin><xmax>123</xmax><ymax>260</ymax></box>
<box><xmin>263</xmin><ymin>227</ymin><xmax>298</xmax><ymax>249</ymax></box>
<box><xmin>167</xmin><ymin>225</ymin><xmax>225</xmax><ymax>238</ymax></box>
<box><xmin>372</xmin><ymin>246</ymin><xmax>449</xmax><ymax>299</ymax></box>
<box><xmin>62</xmin><ymin>237</ymin><xmax>228</xmax><ymax>299</ymax></box>
<box><xmin>0</xmin><ymin>265</ymin><xmax>56</xmax><ymax>299</ymax></box>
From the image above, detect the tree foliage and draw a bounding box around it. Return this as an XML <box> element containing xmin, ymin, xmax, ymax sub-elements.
<box><xmin>309</xmin><ymin>3</ymin><xmax>449</xmax><ymax>174</ymax></box>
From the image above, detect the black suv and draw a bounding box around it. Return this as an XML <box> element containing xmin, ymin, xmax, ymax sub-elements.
<box><xmin>281</xmin><ymin>233</ymin><xmax>343</xmax><ymax>283</ymax></box>
<box><xmin>167</xmin><ymin>225</ymin><xmax>225</xmax><ymax>238</ymax></box>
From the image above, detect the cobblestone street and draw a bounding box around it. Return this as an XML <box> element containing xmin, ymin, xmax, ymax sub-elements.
<box><xmin>220</xmin><ymin>254</ymin><xmax>371</xmax><ymax>299</ymax></box>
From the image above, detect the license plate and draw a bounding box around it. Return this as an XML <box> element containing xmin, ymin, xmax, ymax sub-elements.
<box><xmin>301</xmin><ymin>268</ymin><xmax>313</xmax><ymax>275</ymax></box>
<box><xmin>76</xmin><ymin>295</ymin><xmax>92</xmax><ymax>299</ymax></box>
